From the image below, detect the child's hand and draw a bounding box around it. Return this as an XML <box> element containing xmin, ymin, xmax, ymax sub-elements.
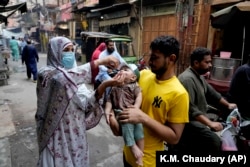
<box><xmin>105</xmin><ymin>111</ymin><xmax>116</xmax><ymax>125</ymax></box>
<box><xmin>105</xmin><ymin>112</ymin><xmax>111</xmax><ymax>124</ymax></box>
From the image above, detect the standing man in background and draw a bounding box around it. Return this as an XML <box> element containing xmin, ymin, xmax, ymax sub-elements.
<box><xmin>9</xmin><ymin>36</ymin><xmax>20</xmax><ymax>61</ymax></box>
<box><xmin>95</xmin><ymin>39</ymin><xmax>126</xmax><ymax>96</ymax></box>
<box><xmin>95</xmin><ymin>39</ymin><xmax>126</xmax><ymax>83</ymax></box>
<box><xmin>20</xmin><ymin>38</ymin><xmax>27</xmax><ymax>56</ymax></box>
<box><xmin>22</xmin><ymin>39</ymin><xmax>39</xmax><ymax>83</ymax></box>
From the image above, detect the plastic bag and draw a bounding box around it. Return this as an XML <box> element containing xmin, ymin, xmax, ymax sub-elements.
<box><xmin>221</xmin><ymin>127</ymin><xmax>238</xmax><ymax>151</ymax></box>
<box><xmin>221</xmin><ymin>108</ymin><xmax>241</xmax><ymax>151</ymax></box>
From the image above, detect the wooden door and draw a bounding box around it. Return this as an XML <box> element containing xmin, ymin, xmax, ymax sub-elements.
<box><xmin>141</xmin><ymin>14</ymin><xmax>177</xmax><ymax>64</ymax></box>
<box><xmin>142</xmin><ymin>15</ymin><xmax>177</xmax><ymax>54</ymax></box>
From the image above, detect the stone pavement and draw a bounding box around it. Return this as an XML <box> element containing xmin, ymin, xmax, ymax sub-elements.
<box><xmin>0</xmin><ymin>53</ymin><xmax>124</xmax><ymax>167</ymax></box>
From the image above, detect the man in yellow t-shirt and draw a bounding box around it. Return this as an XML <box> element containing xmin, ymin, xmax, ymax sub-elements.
<box><xmin>108</xmin><ymin>35</ymin><xmax>189</xmax><ymax>167</ymax></box>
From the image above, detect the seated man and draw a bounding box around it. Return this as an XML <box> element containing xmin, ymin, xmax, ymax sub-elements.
<box><xmin>177</xmin><ymin>47</ymin><xmax>237</xmax><ymax>151</ymax></box>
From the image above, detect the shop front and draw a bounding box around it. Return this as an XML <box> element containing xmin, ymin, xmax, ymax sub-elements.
<box><xmin>210</xmin><ymin>1</ymin><xmax>250</xmax><ymax>64</ymax></box>
<box><xmin>207</xmin><ymin>1</ymin><xmax>250</xmax><ymax>94</ymax></box>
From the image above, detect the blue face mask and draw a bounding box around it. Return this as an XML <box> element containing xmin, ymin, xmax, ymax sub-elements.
<box><xmin>62</xmin><ymin>52</ymin><xmax>75</xmax><ymax>69</ymax></box>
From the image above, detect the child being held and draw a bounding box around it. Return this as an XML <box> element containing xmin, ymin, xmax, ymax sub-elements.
<box><xmin>105</xmin><ymin>63</ymin><xmax>144</xmax><ymax>166</ymax></box>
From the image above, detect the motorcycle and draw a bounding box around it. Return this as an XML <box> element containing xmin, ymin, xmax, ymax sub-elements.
<box><xmin>137</xmin><ymin>53</ymin><xmax>150</xmax><ymax>71</ymax></box>
<box><xmin>202</xmin><ymin>106</ymin><xmax>250</xmax><ymax>152</ymax></box>
<box><xmin>166</xmin><ymin>107</ymin><xmax>250</xmax><ymax>152</ymax></box>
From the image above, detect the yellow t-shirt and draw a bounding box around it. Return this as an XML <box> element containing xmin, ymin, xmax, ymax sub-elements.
<box><xmin>124</xmin><ymin>70</ymin><xmax>189</xmax><ymax>167</ymax></box>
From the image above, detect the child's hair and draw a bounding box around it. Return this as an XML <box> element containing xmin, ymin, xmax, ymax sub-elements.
<box><xmin>128</xmin><ymin>64</ymin><xmax>140</xmax><ymax>81</ymax></box>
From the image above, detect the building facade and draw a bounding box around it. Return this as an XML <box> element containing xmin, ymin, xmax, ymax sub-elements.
<box><xmin>73</xmin><ymin>0</ymin><xmax>212</xmax><ymax>73</ymax></box>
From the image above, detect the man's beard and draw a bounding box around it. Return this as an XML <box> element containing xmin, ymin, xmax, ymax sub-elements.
<box><xmin>197</xmin><ymin>68</ymin><xmax>210</xmax><ymax>75</ymax></box>
<box><xmin>150</xmin><ymin>61</ymin><xmax>168</xmax><ymax>78</ymax></box>
<box><xmin>107</xmin><ymin>48</ymin><xmax>114</xmax><ymax>54</ymax></box>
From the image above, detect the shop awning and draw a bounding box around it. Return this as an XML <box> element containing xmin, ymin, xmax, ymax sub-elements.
<box><xmin>211</xmin><ymin>1</ymin><xmax>250</xmax><ymax>18</ymax></box>
<box><xmin>72</xmin><ymin>6</ymin><xmax>99</xmax><ymax>13</ymax></box>
<box><xmin>0</xmin><ymin>2</ymin><xmax>27</xmax><ymax>13</ymax></box>
<box><xmin>2</xmin><ymin>28</ymin><xmax>25</xmax><ymax>39</ymax></box>
<box><xmin>212</xmin><ymin>0</ymin><xmax>242</xmax><ymax>6</ymax></box>
<box><xmin>99</xmin><ymin>16</ymin><xmax>130</xmax><ymax>27</ymax></box>
<box><xmin>0</xmin><ymin>2</ymin><xmax>27</xmax><ymax>25</ymax></box>
<box><xmin>210</xmin><ymin>1</ymin><xmax>250</xmax><ymax>63</ymax></box>
<box><xmin>211</xmin><ymin>1</ymin><xmax>250</xmax><ymax>28</ymax></box>
<box><xmin>91</xmin><ymin>2</ymin><xmax>132</xmax><ymax>13</ymax></box>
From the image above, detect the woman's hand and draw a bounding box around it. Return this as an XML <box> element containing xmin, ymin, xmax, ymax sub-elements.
<box><xmin>105</xmin><ymin>72</ymin><xmax>125</xmax><ymax>87</ymax></box>
<box><xmin>96</xmin><ymin>55</ymin><xmax>119</xmax><ymax>69</ymax></box>
<box><xmin>95</xmin><ymin>72</ymin><xmax>125</xmax><ymax>99</ymax></box>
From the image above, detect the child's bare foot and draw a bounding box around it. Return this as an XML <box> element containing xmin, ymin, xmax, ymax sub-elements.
<box><xmin>136</xmin><ymin>156</ymin><xmax>143</xmax><ymax>166</ymax></box>
<box><xmin>131</xmin><ymin>145</ymin><xmax>143</xmax><ymax>166</ymax></box>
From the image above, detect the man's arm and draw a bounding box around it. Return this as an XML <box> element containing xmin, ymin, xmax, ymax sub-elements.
<box><xmin>133</xmin><ymin>87</ymin><xmax>142</xmax><ymax>108</ymax></box>
<box><xmin>21</xmin><ymin>46</ymin><xmax>27</xmax><ymax>64</ymax></box>
<box><xmin>35</xmin><ymin>47</ymin><xmax>39</xmax><ymax>62</ymax></box>
<box><xmin>145</xmin><ymin>113</ymin><xmax>186</xmax><ymax>144</ymax></box>
<box><xmin>118</xmin><ymin>107</ymin><xmax>185</xmax><ymax>144</ymax></box>
<box><xmin>110</xmin><ymin>98</ymin><xmax>188</xmax><ymax>144</ymax></box>
<box><xmin>118</xmin><ymin>90</ymin><xmax>189</xmax><ymax>144</ymax></box>
<box><xmin>109</xmin><ymin>107</ymin><xmax>186</xmax><ymax>143</ymax></box>
<box><xmin>180</xmin><ymin>78</ymin><xmax>204</xmax><ymax>118</ymax></box>
<box><xmin>179</xmin><ymin>77</ymin><xmax>222</xmax><ymax>130</ymax></box>
<box><xmin>219</xmin><ymin>98</ymin><xmax>237</xmax><ymax>110</ymax></box>
<box><xmin>206</xmin><ymin>81</ymin><xmax>237</xmax><ymax>111</ymax></box>
<box><xmin>195</xmin><ymin>80</ymin><xmax>235</xmax><ymax>131</ymax></box>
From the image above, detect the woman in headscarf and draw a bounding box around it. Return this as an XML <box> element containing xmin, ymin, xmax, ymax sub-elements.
<box><xmin>35</xmin><ymin>36</ymin><xmax>124</xmax><ymax>167</ymax></box>
<box><xmin>91</xmin><ymin>42</ymin><xmax>106</xmax><ymax>84</ymax></box>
